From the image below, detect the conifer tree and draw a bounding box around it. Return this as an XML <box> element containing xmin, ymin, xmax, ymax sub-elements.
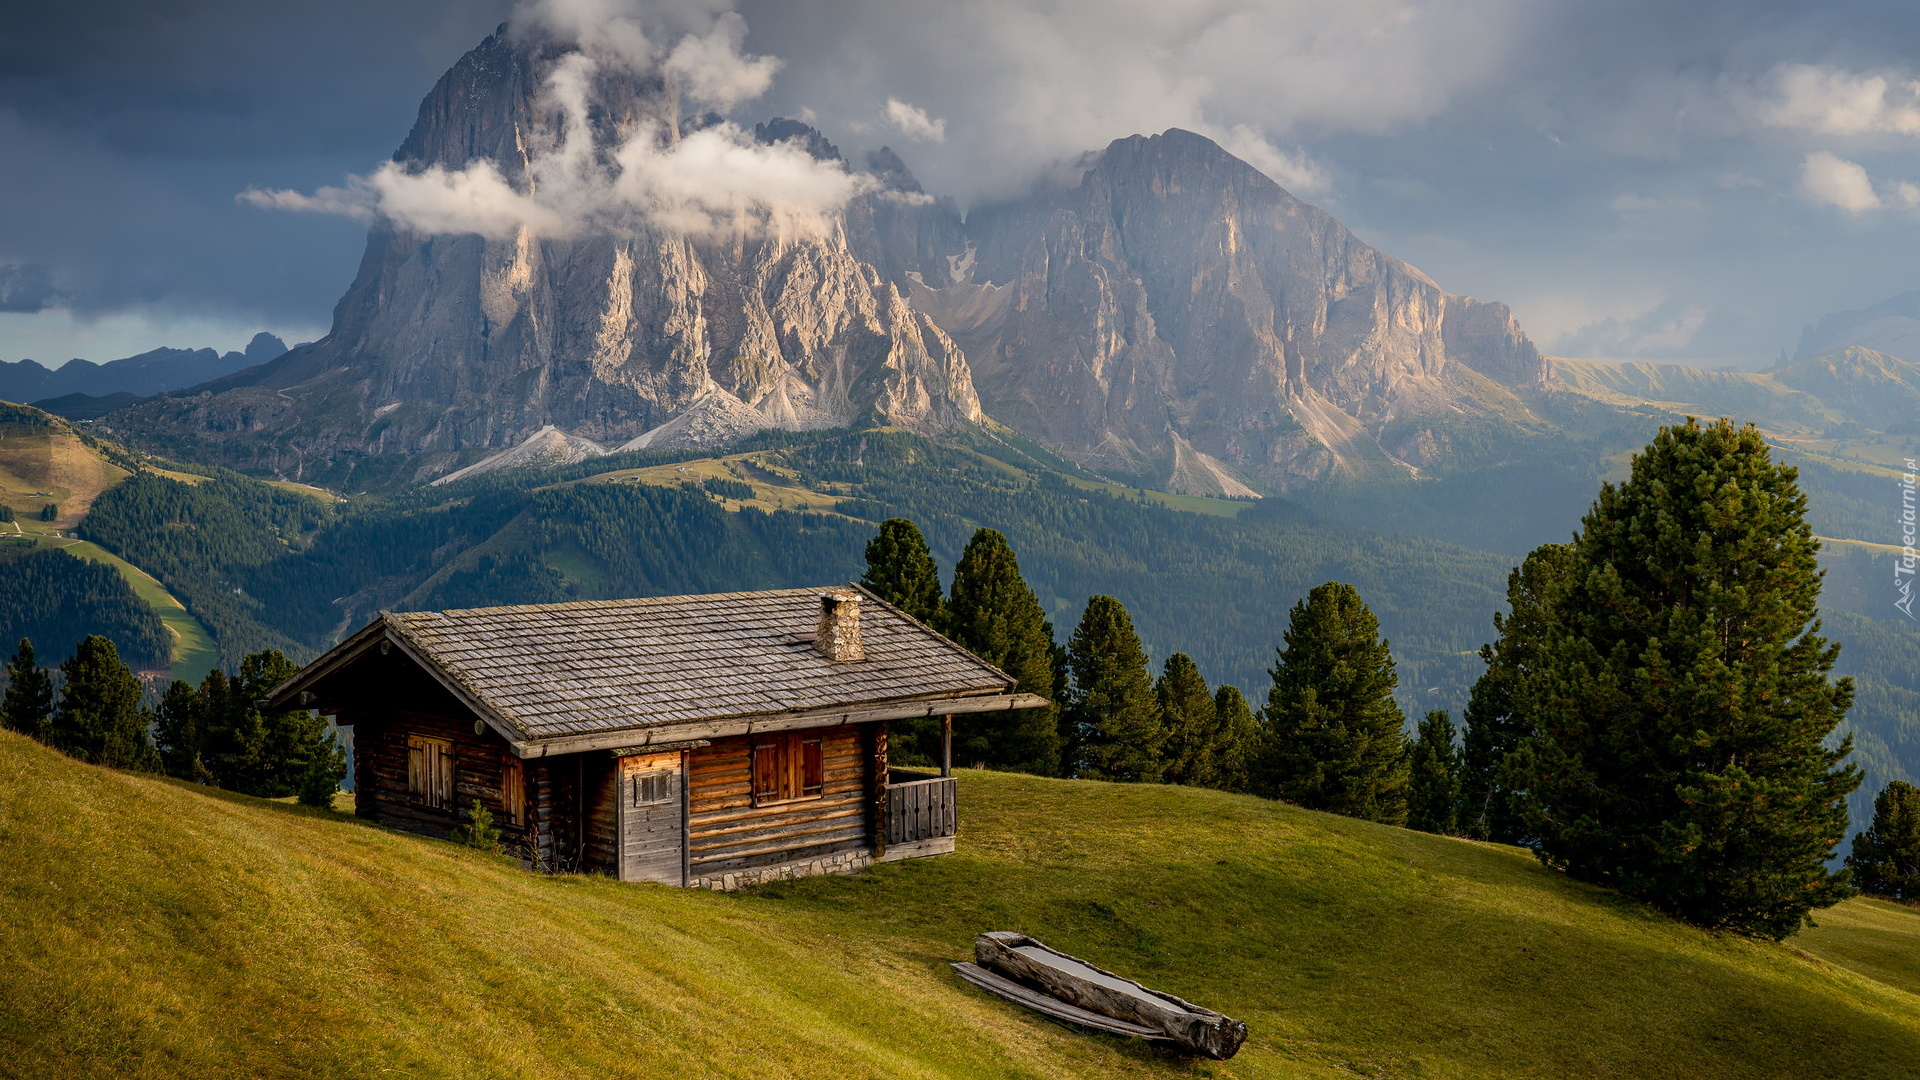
<box><xmin>197</xmin><ymin>667</ymin><xmax>263</xmax><ymax>791</ymax></box>
<box><xmin>1210</xmin><ymin>685</ymin><xmax>1259</xmax><ymax>794</ymax></box>
<box><xmin>1848</xmin><ymin>780</ymin><xmax>1920</xmax><ymax>900</ymax></box>
<box><xmin>50</xmin><ymin>635</ymin><xmax>157</xmax><ymax>770</ymax></box>
<box><xmin>1407</xmin><ymin>710</ymin><xmax>1462</xmax><ymax>835</ymax></box>
<box><xmin>1157</xmin><ymin>653</ymin><xmax>1217</xmax><ymax>787</ymax></box>
<box><xmin>1066</xmin><ymin>595</ymin><xmax>1163</xmax><ymax>782</ymax></box>
<box><xmin>2</xmin><ymin>637</ymin><xmax>55</xmax><ymax>742</ymax></box>
<box><xmin>238</xmin><ymin>650</ymin><xmax>347</xmax><ymax>806</ymax></box>
<box><xmin>1511</xmin><ymin>418</ymin><xmax>1858</xmax><ymax>939</ymax></box>
<box><xmin>1259</xmin><ymin>581</ymin><xmax>1410</xmax><ymax>824</ymax></box>
<box><xmin>153</xmin><ymin>678</ymin><xmax>212</xmax><ymax>783</ymax></box>
<box><xmin>944</xmin><ymin>529</ymin><xmax>1060</xmax><ymax>774</ymax></box>
<box><xmin>860</xmin><ymin>518</ymin><xmax>945</xmax><ymax>628</ymax></box>
<box><xmin>1459</xmin><ymin>543</ymin><xmax>1571</xmax><ymax>843</ymax></box>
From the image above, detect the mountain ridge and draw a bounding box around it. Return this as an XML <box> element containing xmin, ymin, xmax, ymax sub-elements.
<box><xmin>99</xmin><ymin>26</ymin><xmax>1556</xmax><ymax>493</ymax></box>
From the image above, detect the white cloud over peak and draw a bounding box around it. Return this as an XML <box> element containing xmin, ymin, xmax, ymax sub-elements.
<box><xmin>884</xmin><ymin>99</ymin><xmax>946</xmax><ymax>142</ymax></box>
<box><xmin>243</xmin><ymin>1</ymin><xmax>870</xmax><ymax>242</ymax></box>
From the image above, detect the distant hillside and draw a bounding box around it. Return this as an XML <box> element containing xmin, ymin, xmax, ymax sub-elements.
<box><xmin>1</xmin><ymin>731</ymin><xmax>1915</xmax><ymax>1079</ymax></box>
<box><xmin>0</xmin><ymin>332</ymin><xmax>285</xmax><ymax>406</ymax></box>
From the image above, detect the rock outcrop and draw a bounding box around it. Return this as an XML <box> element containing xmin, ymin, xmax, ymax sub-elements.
<box><xmin>115</xmin><ymin>28</ymin><xmax>980</xmax><ymax>478</ymax></box>
<box><xmin>908</xmin><ymin>129</ymin><xmax>1550</xmax><ymax>489</ymax></box>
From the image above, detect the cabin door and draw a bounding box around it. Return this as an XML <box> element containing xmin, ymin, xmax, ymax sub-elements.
<box><xmin>616</xmin><ymin>751</ymin><xmax>686</xmax><ymax>885</ymax></box>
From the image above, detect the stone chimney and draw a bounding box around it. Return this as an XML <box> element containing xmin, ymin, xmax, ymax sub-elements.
<box><xmin>815</xmin><ymin>589</ymin><xmax>865</xmax><ymax>662</ymax></box>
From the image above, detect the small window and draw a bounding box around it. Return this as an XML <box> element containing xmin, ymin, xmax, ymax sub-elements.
<box><xmin>407</xmin><ymin>735</ymin><xmax>454</xmax><ymax>810</ymax></box>
<box><xmin>751</xmin><ymin>731</ymin><xmax>824</xmax><ymax>806</ymax></box>
<box><xmin>632</xmin><ymin>771</ymin><xmax>674</xmax><ymax>806</ymax></box>
<box><xmin>502</xmin><ymin>758</ymin><xmax>526</xmax><ymax>826</ymax></box>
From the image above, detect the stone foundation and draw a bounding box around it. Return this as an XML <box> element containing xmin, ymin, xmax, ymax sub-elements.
<box><xmin>690</xmin><ymin>848</ymin><xmax>874</xmax><ymax>890</ymax></box>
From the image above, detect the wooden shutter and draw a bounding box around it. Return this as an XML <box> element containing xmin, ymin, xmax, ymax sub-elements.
<box><xmin>407</xmin><ymin>735</ymin><xmax>453</xmax><ymax>810</ymax></box>
<box><xmin>751</xmin><ymin>737</ymin><xmax>782</xmax><ymax>805</ymax></box>
<box><xmin>801</xmin><ymin>734</ymin><xmax>824</xmax><ymax>797</ymax></box>
<box><xmin>502</xmin><ymin>758</ymin><xmax>525</xmax><ymax>826</ymax></box>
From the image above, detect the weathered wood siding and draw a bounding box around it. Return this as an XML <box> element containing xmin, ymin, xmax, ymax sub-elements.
<box><xmin>580</xmin><ymin>753</ymin><xmax>619</xmax><ymax>874</ymax></box>
<box><xmin>331</xmin><ymin>651</ymin><xmax>529</xmax><ymax>846</ymax></box>
<box><xmin>687</xmin><ymin>726</ymin><xmax>871</xmax><ymax>877</ymax></box>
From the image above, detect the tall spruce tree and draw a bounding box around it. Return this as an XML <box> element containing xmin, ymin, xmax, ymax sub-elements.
<box><xmin>239</xmin><ymin>650</ymin><xmax>347</xmax><ymax>806</ymax></box>
<box><xmin>860</xmin><ymin>518</ymin><xmax>945</xmax><ymax>627</ymax></box>
<box><xmin>49</xmin><ymin>635</ymin><xmax>157</xmax><ymax>770</ymax></box>
<box><xmin>1157</xmin><ymin>653</ymin><xmax>1218</xmax><ymax>787</ymax></box>
<box><xmin>197</xmin><ymin>667</ymin><xmax>263</xmax><ymax>791</ymax></box>
<box><xmin>2</xmin><ymin>637</ymin><xmax>55</xmax><ymax>741</ymax></box>
<box><xmin>1210</xmin><ymin>685</ymin><xmax>1259</xmax><ymax>794</ymax></box>
<box><xmin>1511</xmin><ymin>418</ymin><xmax>1859</xmax><ymax>939</ymax></box>
<box><xmin>1459</xmin><ymin>543</ymin><xmax>1572</xmax><ymax>844</ymax></box>
<box><xmin>1848</xmin><ymin>780</ymin><xmax>1920</xmax><ymax>900</ymax></box>
<box><xmin>944</xmin><ymin>529</ymin><xmax>1060</xmax><ymax>774</ymax></box>
<box><xmin>1259</xmin><ymin>581</ymin><xmax>1410</xmax><ymax>824</ymax></box>
<box><xmin>1065</xmin><ymin>595</ymin><xmax>1164</xmax><ymax>782</ymax></box>
<box><xmin>1407</xmin><ymin>710</ymin><xmax>1462</xmax><ymax>835</ymax></box>
<box><xmin>153</xmin><ymin>678</ymin><xmax>212</xmax><ymax>783</ymax></box>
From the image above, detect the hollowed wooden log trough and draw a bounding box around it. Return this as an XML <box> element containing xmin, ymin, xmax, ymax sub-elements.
<box><xmin>953</xmin><ymin>931</ymin><xmax>1248</xmax><ymax>1060</ymax></box>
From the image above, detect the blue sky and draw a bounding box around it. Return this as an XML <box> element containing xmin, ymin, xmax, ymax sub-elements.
<box><xmin>4</xmin><ymin>0</ymin><xmax>1919</xmax><ymax>368</ymax></box>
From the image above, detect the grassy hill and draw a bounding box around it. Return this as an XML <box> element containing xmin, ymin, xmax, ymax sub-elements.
<box><xmin>2</xmin><ymin>730</ymin><xmax>1916</xmax><ymax>1079</ymax></box>
<box><xmin>0</xmin><ymin>403</ymin><xmax>218</xmax><ymax>679</ymax></box>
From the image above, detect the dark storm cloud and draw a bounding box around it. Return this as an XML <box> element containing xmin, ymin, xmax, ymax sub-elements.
<box><xmin>0</xmin><ymin>264</ymin><xmax>60</xmax><ymax>313</ymax></box>
<box><xmin>7</xmin><ymin>0</ymin><xmax>1920</xmax><ymax>364</ymax></box>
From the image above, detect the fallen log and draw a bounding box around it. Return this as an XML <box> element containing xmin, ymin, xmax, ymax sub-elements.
<box><xmin>956</xmin><ymin>931</ymin><xmax>1248</xmax><ymax>1060</ymax></box>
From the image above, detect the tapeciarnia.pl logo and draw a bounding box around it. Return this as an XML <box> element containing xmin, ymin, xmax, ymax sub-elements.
<box><xmin>1899</xmin><ymin>457</ymin><xmax>1917</xmax><ymax>620</ymax></box>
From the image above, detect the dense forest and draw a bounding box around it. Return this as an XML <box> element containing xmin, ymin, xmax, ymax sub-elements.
<box><xmin>0</xmin><ymin>550</ymin><xmax>169</xmax><ymax>669</ymax></box>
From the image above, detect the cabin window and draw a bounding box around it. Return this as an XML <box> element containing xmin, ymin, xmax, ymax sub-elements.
<box><xmin>502</xmin><ymin>758</ymin><xmax>526</xmax><ymax>826</ymax></box>
<box><xmin>631</xmin><ymin>771</ymin><xmax>674</xmax><ymax>806</ymax></box>
<box><xmin>407</xmin><ymin>735</ymin><xmax>454</xmax><ymax>810</ymax></box>
<box><xmin>751</xmin><ymin>731</ymin><xmax>824</xmax><ymax>806</ymax></box>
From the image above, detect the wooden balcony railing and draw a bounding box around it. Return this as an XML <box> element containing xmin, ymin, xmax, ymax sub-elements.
<box><xmin>886</xmin><ymin>770</ymin><xmax>956</xmax><ymax>846</ymax></box>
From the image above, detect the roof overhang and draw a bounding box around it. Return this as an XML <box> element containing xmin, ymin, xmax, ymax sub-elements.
<box><xmin>506</xmin><ymin>691</ymin><xmax>1050</xmax><ymax>759</ymax></box>
<box><xmin>267</xmin><ymin>612</ymin><xmax>1048</xmax><ymax>760</ymax></box>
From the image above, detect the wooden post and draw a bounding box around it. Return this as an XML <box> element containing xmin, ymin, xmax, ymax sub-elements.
<box><xmin>941</xmin><ymin>714</ymin><xmax>953</xmax><ymax>778</ymax></box>
<box><xmin>872</xmin><ymin>721</ymin><xmax>889</xmax><ymax>858</ymax></box>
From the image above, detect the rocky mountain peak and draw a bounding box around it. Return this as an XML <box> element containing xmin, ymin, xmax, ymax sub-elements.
<box><xmin>111</xmin><ymin>33</ymin><xmax>1554</xmax><ymax>492</ymax></box>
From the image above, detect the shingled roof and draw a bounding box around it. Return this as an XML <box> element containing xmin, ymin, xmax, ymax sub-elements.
<box><xmin>270</xmin><ymin>585</ymin><xmax>1042</xmax><ymax>756</ymax></box>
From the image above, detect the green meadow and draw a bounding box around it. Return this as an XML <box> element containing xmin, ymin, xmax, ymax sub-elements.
<box><xmin>0</xmin><ymin>730</ymin><xmax>1915</xmax><ymax>1079</ymax></box>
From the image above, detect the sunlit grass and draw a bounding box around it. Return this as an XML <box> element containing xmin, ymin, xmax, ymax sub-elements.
<box><xmin>1</xmin><ymin>732</ymin><xmax>1915</xmax><ymax>1079</ymax></box>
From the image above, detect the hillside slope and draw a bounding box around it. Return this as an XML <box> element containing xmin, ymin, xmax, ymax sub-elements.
<box><xmin>1</xmin><ymin>731</ymin><xmax>1915</xmax><ymax>1079</ymax></box>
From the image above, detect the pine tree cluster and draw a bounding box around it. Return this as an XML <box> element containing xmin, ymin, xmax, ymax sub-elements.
<box><xmin>1</xmin><ymin>635</ymin><xmax>346</xmax><ymax>806</ymax></box>
<box><xmin>861</xmin><ymin>419</ymin><xmax>1868</xmax><ymax>940</ymax></box>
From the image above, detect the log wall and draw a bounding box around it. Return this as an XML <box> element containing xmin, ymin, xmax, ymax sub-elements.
<box><xmin>686</xmin><ymin>725</ymin><xmax>872</xmax><ymax>877</ymax></box>
<box><xmin>333</xmin><ymin>651</ymin><xmax>531</xmax><ymax>847</ymax></box>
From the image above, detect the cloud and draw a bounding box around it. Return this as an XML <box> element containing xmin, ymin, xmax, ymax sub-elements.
<box><xmin>884</xmin><ymin>98</ymin><xmax>946</xmax><ymax>142</ymax></box>
<box><xmin>665</xmin><ymin>13</ymin><xmax>783</xmax><ymax>109</ymax></box>
<box><xmin>1552</xmin><ymin>297</ymin><xmax>1709</xmax><ymax>360</ymax></box>
<box><xmin>1801</xmin><ymin>150</ymin><xmax>1881</xmax><ymax>212</ymax></box>
<box><xmin>244</xmin><ymin>2</ymin><xmax>870</xmax><ymax>242</ymax></box>
<box><xmin>0</xmin><ymin>263</ymin><xmax>61</xmax><ymax>313</ymax></box>
<box><xmin>1761</xmin><ymin>64</ymin><xmax>1920</xmax><ymax>137</ymax></box>
<box><xmin>1207</xmin><ymin>125</ymin><xmax>1328</xmax><ymax>194</ymax></box>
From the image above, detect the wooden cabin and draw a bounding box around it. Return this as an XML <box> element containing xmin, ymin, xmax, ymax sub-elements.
<box><xmin>267</xmin><ymin>585</ymin><xmax>1043</xmax><ymax>888</ymax></box>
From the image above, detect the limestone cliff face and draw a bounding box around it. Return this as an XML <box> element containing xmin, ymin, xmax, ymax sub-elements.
<box><xmin>909</xmin><ymin>130</ymin><xmax>1549</xmax><ymax>489</ymax></box>
<box><xmin>129</xmin><ymin>28</ymin><xmax>979</xmax><ymax>475</ymax></box>
<box><xmin>121</xmin><ymin>32</ymin><xmax>1551</xmax><ymax>490</ymax></box>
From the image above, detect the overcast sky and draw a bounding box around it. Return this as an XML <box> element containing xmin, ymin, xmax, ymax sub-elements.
<box><xmin>4</xmin><ymin>0</ymin><xmax>1920</xmax><ymax>368</ymax></box>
